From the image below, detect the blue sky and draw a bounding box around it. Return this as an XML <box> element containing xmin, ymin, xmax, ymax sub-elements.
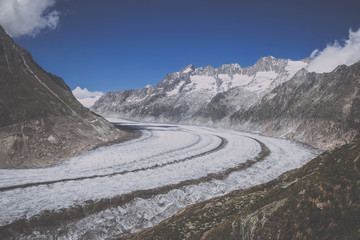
<box><xmin>6</xmin><ymin>0</ymin><xmax>360</xmax><ymax>93</ymax></box>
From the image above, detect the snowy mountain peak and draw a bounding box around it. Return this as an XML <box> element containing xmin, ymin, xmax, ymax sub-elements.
<box><xmin>219</xmin><ymin>63</ymin><xmax>241</xmax><ymax>70</ymax></box>
<box><xmin>181</xmin><ymin>64</ymin><xmax>195</xmax><ymax>73</ymax></box>
<box><xmin>301</xmin><ymin>57</ymin><xmax>312</xmax><ymax>64</ymax></box>
<box><xmin>262</xmin><ymin>56</ymin><xmax>275</xmax><ymax>60</ymax></box>
<box><xmin>92</xmin><ymin>56</ymin><xmax>310</xmax><ymax>123</ymax></box>
<box><xmin>253</xmin><ymin>56</ymin><xmax>286</xmax><ymax>70</ymax></box>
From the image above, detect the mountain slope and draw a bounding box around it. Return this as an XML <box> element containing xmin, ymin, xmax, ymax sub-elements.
<box><xmin>0</xmin><ymin>25</ymin><xmax>137</xmax><ymax>168</ymax></box>
<box><xmin>120</xmin><ymin>135</ymin><xmax>360</xmax><ymax>240</ymax></box>
<box><xmin>93</xmin><ymin>57</ymin><xmax>360</xmax><ymax>150</ymax></box>
<box><xmin>230</xmin><ymin>62</ymin><xmax>360</xmax><ymax>149</ymax></box>
<box><xmin>91</xmin><ymin>57</ymin><xmax>309</xmax><ymax>123</ymax></box>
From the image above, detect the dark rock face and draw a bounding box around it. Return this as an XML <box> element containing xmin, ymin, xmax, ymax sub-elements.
<box><xmin>231</xmin><ymin>63</ymin><xmax>360</xmax><ymax>149</ymax></box>
<box><xmin>120</xmin><ymin>136</ymin><xmax>360</xmax><ymax>240</ymax></box>
<box><xmin>0</xmin><ymin>25</ymin><xmax>133</xmax><ymax>168</ymax></box>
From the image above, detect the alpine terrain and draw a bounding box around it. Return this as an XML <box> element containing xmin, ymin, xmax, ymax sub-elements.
<box><xmin>89</xmin><ymin>54</ymin><xmax>360</xmax><ymax>239</ymax></box>
<box><xmin>1</xmin><ymin>20</ymin><xmax>360</xmax><ymax>240</ymax></box>
<box><xmin>92</xmin><ymin>59</ymin><xmax>360</xmax><ymax>150</ymax></box>
<box><xmin>91</xmin><ymin>57</ymin><xmax>309</xmax><ymax>124</ymax></box>
<box><xmin>121</xmin><ymin>134</ymin><xmax>360</xmax><ymax>240</ymax></box>
<box><xmin>0</xmin><ymin>25</ymin><xmax>137</xmax><ymax>168</ymax></box>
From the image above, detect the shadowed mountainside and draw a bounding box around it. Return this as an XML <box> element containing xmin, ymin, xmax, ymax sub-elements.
<box><xmin>0</xmin><ymin>25</ymin><xmax>139</xmax><ymax>168</ymax></box>
<box><xmin>230</xmin><ymin>62</ymin><xmax>360</xmax><ymax>149</ymax></box>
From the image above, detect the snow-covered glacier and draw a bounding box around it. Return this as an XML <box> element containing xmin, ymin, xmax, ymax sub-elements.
<box><xmin>0</xmin><ymin>119</ymin><xmax>320</xmax><ymax>239</ymax></box>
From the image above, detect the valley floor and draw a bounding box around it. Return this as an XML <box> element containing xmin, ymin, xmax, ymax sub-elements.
<box><xmin>0</xmin><ymin>119</ymin><xmax>320</xmax><ymax>239</ymax></box>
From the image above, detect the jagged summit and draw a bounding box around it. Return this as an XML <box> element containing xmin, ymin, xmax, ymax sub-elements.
<box><xmin>91</xmin><ymin>56</ymin><xmax>309</xmax><ymax>124</ymax></box>
<box><xmin>91</xmin><ymin>58</ymin><xmax>360</xmax><ymax>150</ymax></box>
<box><xmin>180</xmin><ymin>64</ymin><xmax>195</xmax><ymax>73</ymax></box>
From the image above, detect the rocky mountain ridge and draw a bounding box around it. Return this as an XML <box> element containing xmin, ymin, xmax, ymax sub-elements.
<box><xmin>0</xmin><ymin>25</ymin><xmax>137</xmax><ymax>168</ymax></box>
<box><xmin>91</xmin><ymin>57</ymin><xmax>309</xmax><ymax>123</ymax></box>
<box><xmin>92</xmin><ymin>57</ymin><xmax>360</xmax><ymax>149</ymax></box>
<box><xmin>229</xmin><ymin>62</ymin><xmax>360</xmax><ymax>149</ymax></box>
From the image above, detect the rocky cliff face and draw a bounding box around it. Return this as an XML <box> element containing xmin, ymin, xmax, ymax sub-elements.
<box><xmin>120</xmin><ymin>135</ymin><xmax>360</xmax><ymax>240</ymax></box>
<box><xmin>91</xmin><ymin>57</ymin><xmax>309</xmax><ymax>124</ymax></box>
<box><xmin>0</xmin><ymin>25</ymin><xmax>135</xmax><ymax>168</ymax></box>
<box><xmin>230</xmin><ymin>62</ymin><xmax>360</xmax><ymax>149</ymax></box>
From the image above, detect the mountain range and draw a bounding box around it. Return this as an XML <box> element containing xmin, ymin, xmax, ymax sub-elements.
<box><xmin>92</xmin><ymin>57</ymin><xmax>360</xmax><ymax>149</ymax></box>
<box><xmin>1</xmin><ymin>20</ymin><xmax>360</xmax><ymax>239</ymax></box>
<box><xmin>100</xmin><ymin>52</ymin><xmax>360</xmax><ymax>240</ymax></box>
<box><xmin>92</xmin><ymin>57</ymin><xmax>309</xmax><ymax>123</ymax></box>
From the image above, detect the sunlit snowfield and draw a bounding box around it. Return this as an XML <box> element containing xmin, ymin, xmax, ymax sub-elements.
<box><xmin>0</xmin><ymin>119</ymin><xmax>320</xmax><ymax>239</ymax></box>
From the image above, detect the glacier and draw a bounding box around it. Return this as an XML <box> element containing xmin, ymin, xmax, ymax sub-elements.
<box><xmin>0</xmin><ymin>119</ymin><xmax>320</xmax><ymax>239</ymax></box>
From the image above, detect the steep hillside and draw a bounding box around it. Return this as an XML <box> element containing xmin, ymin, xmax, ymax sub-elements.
<box><xmin>0</xmin><ymin>25</ymin><xmax>137</xmax><ymax>168</ymax></box>
<box><xmin>230</xmin><ymin>62</ymin><xmax>360</xmax><ymax>149</ymax></box>
<box><xmin>120</xmin><ymin>135</ymin><xmax>360</xmax><ymax>240</ymax></box>
<box><xmin>91</xmin><ymin>57</ymin><xmax>309</xmax><ymax>123</ymax></box>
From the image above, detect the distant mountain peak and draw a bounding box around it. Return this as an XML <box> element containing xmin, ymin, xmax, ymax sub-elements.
<box><xmin>92</xmin><ymin>56</ymin><xmax>310</xmax><ymax>125</ymax></box>
<box><xmin>181</xmin><ymin>64</ymin><xmax>195</xmax><ymax>73</ymax></box>
<box><xmin>219</xmin><ymin>63</ymin><xmax>241</xmax><ymax>70</ymax></box>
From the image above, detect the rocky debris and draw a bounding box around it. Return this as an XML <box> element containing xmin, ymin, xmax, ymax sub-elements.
<box><xmin>0</xmin><ymin>25</ymin><xmax>138</xmax><ymax>168</ymax></box>
<box><xmin>119</xmin><ymin>136</ymin><xmax>360</xmax><ymax>239</ymax></box>
<box><xmin>231</xmin><ymin>198</ymin><xmax>288</xmax><ymax>240</ymax></box>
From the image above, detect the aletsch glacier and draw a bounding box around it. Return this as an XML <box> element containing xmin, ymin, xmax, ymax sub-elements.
<box><xmin>0</xmin><ymin>119</ymin><xmax>320</xmax><ymax>239</ymax></box>
<box><xmin>0</xmin><ymin>57</ymin><xmax>325</xmax><ymax>239</ymax></box>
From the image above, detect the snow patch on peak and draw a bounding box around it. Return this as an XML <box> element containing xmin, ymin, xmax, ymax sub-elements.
<box><xmin>189</xmin><ymin>75</ymin><xmax>217</xmax><ymax>92</ymax></box>
<box><xmin>285</xmin><ymin>60</ymin><xmax>309</xmax><ymax>80</ymax></box>
<box><xmin>243</xmin><ymin>71</ymin><xmax>278</xmax><ymax>93</ymax></box>
<box><xmin>232</xmin><ymin>74</ymin><xmax>253</xmax><ymax>87</ymax></box>
<box><xmin>220</xmin><ymin>63</ymin><xmax>241</xmax><ymax>69</ymax></box>
<box><xmin>218</xmin><ymin>74</ymin><xmax>232</xmax><ymax>92</ymax></box>
<box><xmin>261</xmin><ymin>56</ymin><xmax>276</xmax><ymax>61</ymax></box>
<box><xmin>183</xmin><ymin>68</ymin><xmax>193</xmax><ymax>73</ymax></box>
<box><xmin>181</xmin><ymin>64</ymin><xmax>195</xmax><ymax>73</ymax></box>
<box><xmin>167</xmin><ymin>81</ymin><xmax>185</xmax><ymax>96</ymax></box>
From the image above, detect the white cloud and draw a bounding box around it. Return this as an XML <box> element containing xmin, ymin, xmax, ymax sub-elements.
<box><xmin>310</xmin><ymin>49</ymin><xmax>319</xmax><ymax>59</ymax></box>
<box><xmin>76</xmin><ymin>96</ymin><xmax>102</xmax><ymax>108</ymax></box>
<box><xmin>0</xmin><ymin>0</ymin><xmax>60</xmax><ymax>37</ymax></box>
<box><xmin>72</xmin><ymin>87</ymin><xmax>104</xmax><ymax>108</ymax></box>
<box><xmin>307</xmin><ymin>29</ymin><xmax>360</xmax><ymax>73</ymax></box>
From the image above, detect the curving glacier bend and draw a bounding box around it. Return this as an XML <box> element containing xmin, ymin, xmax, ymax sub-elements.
<box><xmin>0</xmin><ymin>119</ymin><xmax>321</xmax><ymax>239</ymax></box>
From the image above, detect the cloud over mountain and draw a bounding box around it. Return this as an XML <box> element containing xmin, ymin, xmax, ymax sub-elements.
<box><xmin>307</xmin><ymin>28</ymin><xmax>360</xmax><ymax>73</ymax></box>
<box><xmin>0</xmin><ymin>0</ymin><xmax>60</xmax><ymax>37</ymax></box>
<box><xmin>72</xmin><ymin>87</ymin><xmax>104</xmax><ymax>108</ymax></box>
